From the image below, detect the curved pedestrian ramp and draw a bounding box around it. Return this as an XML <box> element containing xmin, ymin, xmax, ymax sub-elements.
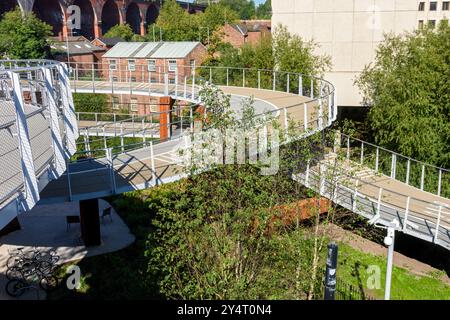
<box><xmin>1</xmin><ymin>61</ymin><xmax>449</xmax><ymax>252</ymax></box>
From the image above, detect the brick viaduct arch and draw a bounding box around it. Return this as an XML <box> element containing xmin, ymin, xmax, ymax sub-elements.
<box><xmin>2</xmin><ymin>0</ymin><xmax>205</xmax><ymax>40</ymax></box>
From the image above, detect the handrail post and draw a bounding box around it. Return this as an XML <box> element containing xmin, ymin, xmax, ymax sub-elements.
<box><xmin>352</xmin><ymin>180</ymin><xmax>359</xmax><ymax>212</ymax></box>
<box><xmin>175</xmin><ymin>69</ymin><xmax>178</xmax><ymax>98</ymax></box>
<box><xmin>180</xmin><ymin>108</ymin><xmax>183</xmax><ymax>135</ymax></box>
<box><xmin>303</xmin><ymin>103</ymin><xmax>308</xmax><ymax>132</ymax></box>
<box><xmin>164</xmin><ymin>73</ymin><xmax>169</xmax><ymax>96</ymax></box>
<box><xmin>318</xmin><ymin>98</ymin><xmax>323</xmax><ymax>129</ymax></box>
<box><xmin>283</xmin><ymin>107</ymin><xmax>288</xmax><ymax>133</ymax></box>
<box><xmin>91</xmin><ymin>63</ymin><xmax>95</xmax><ymax>93</ymax></box>
<box><xmin>184</xmin><ymin>76</ymin><xmax>187</xmax><ymax>99</ymax></box>
<box><xmin>132</xmin><ymin>114</ymin><xmax>135</xmax><ymax>138</ymax></box>
<box><xmin>375</xmin><ymin>147</ymin><xmax>379</xmax><ymax>173</ymax></box>
<box><xmin>226</xmin><ymin>68</ymin><xmax>229</xmax><ymax>86</ymax></box>
<box><xmin>258</xmin><ymin>70</ymin><xmax>261</xmax><ymax>89</ymax></box>
<box><xmin>103</xmin><ymin>126</ymin><xmax>107</xmax><ymax>149</ymax></box>
<box><xmin>376</xmin><ymin>188</ymin><xmax>383</xmax><ymax>216</ymax></box>
<box><xmin>209</xmin><ymin>67</ymin><xmax>212</xmax><ymax>83</ymax></box>
<box><xmin>434</xmin><ymin>205</ymin><xmax>442</xmax><ymax>243</ymax></box>
<box><xmin>406</xmin><ymin>159</ymin><xmax>410</xmax><ymax>185</ymax></box>
<box><xmin>310</xmin><ymin>79</ymin><xmax>314</xmax><ymax>99</ymax></box>
<box><xmin>66</xmin><ymin>160</ymin><xmax>73</xmax><ymax>201</ymax></box>
<box><xmin>142</xmin><ymin>118</ymin><xmax>146</xmax><ymax>143</ymax></box>
<box><xmin>242</xmin><ymin>69</ymin><xmax>245</xmax><ymax>87</ymax></box>
<box><xmin>390</xmin><ymin>154</ymin><xmax>396</xmax><ymax>179</ymax></box>
<box><xmin>106</xmin><ymin>148</ymin><xmax>116</xmax><ymax>194</ymax></box>
<box><xmin>298</xmin><ymin>75</ymin><xmax>303</xmax><ymax>96</ymax></box>
<box><xmin>360</xmin><ymin>142</ymin><xmax>364</xmax><ymax>165</ymax></box>
<box><xmin>150</xmin><ymin>141</ymin><xmax>157</xmax><ymax>185</ymax></box>
<box><xmin>420</xmin><ymin>164</ymin><xmax>425</xmax><ymax>190</ymax></box>
<box><xmin>403</xmin><ymin>196</ymin><xmax>410</xmax><ymax>232</ymax></box>
<box><xmin>120</xmin><ymin>124</ymin><xmax>124</xmax><ymax>153</ymax></box>
<box><xmin>346</xmin><ymin>136</ymin><xmax>350</xmax><ymax>160</ymax></box>
<box><xmin>191</xmin><ymin>70</ymin><xmax>196</xmax><ymax>100</ymax></box>
<box><xmin>286</xmin><ymin>73</ymin><xmax>290</xmax><ymax>93</ymax></box>
<box><xmin>190</xmin><ymin>107</ymin><xmax>193</xmax><ymax>131</ymax></box>
<box><xmin>273</xmin><ymin>71</ymin><xmax>276</xmax><ymax>91</ymax></box>
<box><xmin>437</xmin><ymin>169</ymin><xmax>442</xmax><ymax>196</ymax></box>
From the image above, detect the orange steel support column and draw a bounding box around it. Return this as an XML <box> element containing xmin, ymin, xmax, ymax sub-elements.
<box><xmin>140</xmin><ymin>21</ymin><xmax>146</xmax><ymax>36</ymax></box>
<box><xmin>159</xmin><ymin>97</ymin><xmax>173</xmax><ymax>141</ymax></box>
<box><xmin>94</xmin><ymin>22</ymin><xmax>102</xmax><ymax>38</ymax></box>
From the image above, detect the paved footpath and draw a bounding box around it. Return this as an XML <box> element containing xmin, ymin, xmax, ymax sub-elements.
<box><xmin>0</xmin><ymin>199</ymin><xmax>135</xmax><ymax>300</ymax></box>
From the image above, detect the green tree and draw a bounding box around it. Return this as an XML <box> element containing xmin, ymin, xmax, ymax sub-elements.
<box><xmin>356</xmin><ymin>21</ymin><xmax>450</xmax><ymax>167</ymax></box>
<box><xmin>200</xmin><ymin>3</ymin><xmax>239</xmax><ymax>31</ymax></box>
<box><xmin>0</xmin><ymin>8</ymin><xmax>52</xmax><ymax>59</ymax></box>
<box><xmin>145</xmin><ymin>83</ymin><xmax>332</xmax><ymax>299</ymax></box>
<box><xmin>220</xmin><ymin>0</ymin><xmax>256</xmax><ymax>19</ymax></box>
<box><xmin>273</xmin><ymin>25</ymin><xmax>331</xmax><ymax>77</ymax></box>
<box><xmin>151</xmin><ymin>0</ymin><xmax>200</xmax><ymax>41</ymax></box>
<box><xmin>73</xmin><ymin>93</ymin><xmax>109</xmax><ymax>113</ymax></box>
<box><xmin>207</xmin><ymin>24</ymin><xmax>331</xmax><ymax>85</ymax></box>
<box><xmin>256</xmin><ymin>0</ymin><xmax>271</xmax><ymax>19</ymax></box>
<box><xmin>104</xmin><ymin>24</ymin><xmax>135</xmax><ymax>42</ymax></box>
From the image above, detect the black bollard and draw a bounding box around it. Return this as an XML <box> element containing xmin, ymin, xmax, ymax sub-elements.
<box><xmin>324</xmin><ymin>242</ymin><xmax>338</xmax><ymax>300</ymax></box>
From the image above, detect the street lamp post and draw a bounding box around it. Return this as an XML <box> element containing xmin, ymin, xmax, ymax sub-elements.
<box><xmin>383</xmin><ymin>219</ymin><xmax>399</xmax><ymax>300</ymax></box>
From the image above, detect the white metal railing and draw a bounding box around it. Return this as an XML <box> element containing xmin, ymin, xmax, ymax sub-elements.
<box><xmin>334</xmin><ymin>131</ymin><xmax>449</xmax><ymax>199</ymax></box>
<box><xmin>297</xmin><ymin>158</ymin><xmax>450</xmax><ymax>250</ymax></box>
<box><xmin>0</xmin><ymin>60</ymin><xmax>78</xmax><ymax>211</ymax></box>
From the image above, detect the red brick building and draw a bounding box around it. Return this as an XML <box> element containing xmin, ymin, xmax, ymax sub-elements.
<box><xmin>51</xmin><ymin>36</ymin><xmax>107</xmax><ymax>64</ymax></box>
<box><xmin>219</xmin><ymin>20</ymin><xmax>272</xmax><ymax>49</ymax></box>
<box><xmin>91</xmin><ymin>37</ymin><xmax>124</xmax><ymax>50</ymax></box>
<box><xmin>102</xmin><ymin>41</ymin><xmax>208</xmax><ymax>83</ymax></box>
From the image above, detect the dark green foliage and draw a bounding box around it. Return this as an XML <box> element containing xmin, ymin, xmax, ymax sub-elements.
<box><xmin>204</xmin><ymin>24</ymin><xmax>331</xmax><ymax>84</ymax></box>
<box><xmin>73</xmin><ymin>93</ymin><xmax>109</xmax><ymax>113</ymax></box>
<box><xmin>356</xmin><ymin>21</ymin><xmax>450</xmax><ymax>168</ymax></box>
<box><xmin>104</xmin><ymin>24</ymin><xmax>135</xmax><ymax>42</ymax></box>
<box><xmin>0</xmin><ymin>8</ymin><xmax>52</xmax><ymax>59</ymax></box>
<box><xmin>256</xmin><ymin>0</ymin><xmax>271</xmax><ymax>19</ymax></box>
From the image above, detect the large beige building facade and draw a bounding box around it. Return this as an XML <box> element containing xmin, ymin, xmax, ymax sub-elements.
<box><xmin>272</xmin><ymin>0</ymin><xmax>450</xmax><ymax>107</ymax></box>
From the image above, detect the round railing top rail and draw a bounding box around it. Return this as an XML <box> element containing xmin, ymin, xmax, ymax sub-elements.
<box><xmin>0</xmin><ymin>59</ymin><xmax>63</xmax><ymax>73</ymax></box>
<box><xmin>69</xmin><ymin>62</ymin><xmax>336</xmax><ymax>100</ymax></box>
<box><xmin>312</xmin><ymin>160</ymin><xmax>450</xmax><ymax>210</ymax></box>
<box><xmin>339</xmin><ymin>131</ymin><xmax>449</xmax><ymax>173</ymax></box>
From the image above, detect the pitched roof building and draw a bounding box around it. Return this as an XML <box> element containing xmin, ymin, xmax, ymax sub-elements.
<box><xmin>220</xmin><ymin>20</ymin><xmax>272</xmax><ymax>48</ymax></box>
<box><xmin>91</xmin><ymin>37</ymin><xmax>125</xmax><ymax>49</ymax></box>
<box><xmin>102</xmin><ymin>41</ymin><xmax>208</xmax><ymax>83</ymax></box>
<box><xmin>50</xmin><ymin>36</ymin><xmax>106</xmax><ymax>64</ymax></box>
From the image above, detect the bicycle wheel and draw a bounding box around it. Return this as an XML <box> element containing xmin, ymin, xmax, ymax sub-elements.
<box><xmin>6</xmin><ymin>256</ymin><xmax>21</xmax><ymax>269</ymax></box>
<box><xmin>6</xmin><ymin>266</ymin><xmax>23</xmax><ymax>280</ymax></box>
<box><xmin>5</xmin><ymin>279</ymin><xmax>27</xmax><ymax>297</ymax></box>
<box><xmin>40</xmin><ymin>275</ymin><xmax>59</xmax><ymax>292</ymax></box>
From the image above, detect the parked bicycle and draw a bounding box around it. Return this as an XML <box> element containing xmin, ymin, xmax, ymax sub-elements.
<box><xmin>5</xmin><ymin>247</ymin><xmax>60</xmax><ymax>298</ymax></box>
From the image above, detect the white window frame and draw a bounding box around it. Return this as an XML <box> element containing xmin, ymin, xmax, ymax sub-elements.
<box><xmin>130</xmin><ymin>98</ymin><xmax>138</xmax><ymax>112</ymax></box>
<box><xmin>112</xmin><ymin>96</ymin><xmax>120</xmax><ymax>110</ymax></box>
<box><xmin>148</xmin><ymin>59</ymin><xmax>156</xmax><ymax>72</ymax></box>
<box><xmin>168</xmin><ymin>60</ymin><xmax>177</xmax><ymax>73</ymax></box>
<box><xmin>150</xmin><ymin>104</ymin><xmax>158</xmax><ymax>113</ymax></box>
<box><xmin>109</xmin><ymin>59</ymin><xmax>117</xmax><ymax>71</ymax></box>
<box><xmin>128</xmin><ymin>59</ymin><xmax>136</xmax><ymax>71</ymax></box>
